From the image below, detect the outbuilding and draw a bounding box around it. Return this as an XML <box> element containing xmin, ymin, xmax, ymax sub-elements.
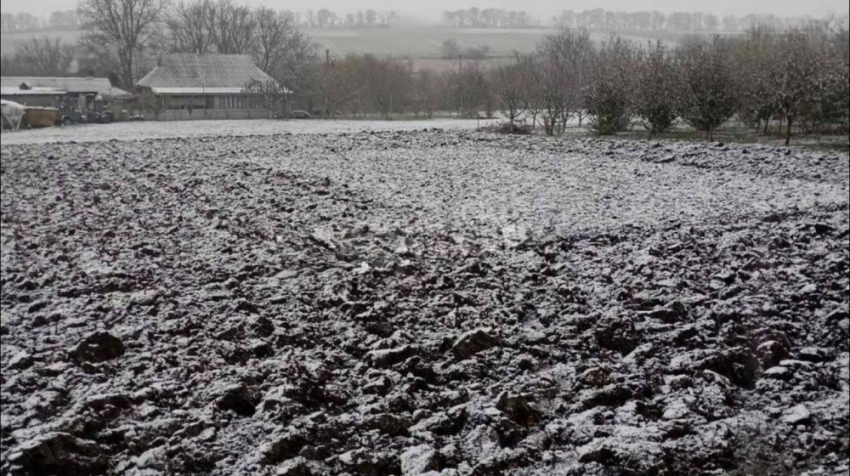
<box><xmin>0</xmin><ymin>76</ymin><xmax>134</xmax><ymax>120</ymax></box>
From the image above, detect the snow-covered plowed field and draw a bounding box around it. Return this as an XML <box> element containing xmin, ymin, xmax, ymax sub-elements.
<box><xmin>1</xmin><ymin>129</ymin><xmax>848</xmax><ymax>475</ymax></box>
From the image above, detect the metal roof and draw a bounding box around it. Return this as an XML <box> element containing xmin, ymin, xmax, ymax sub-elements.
<box><xmin>0</xmin><ymin>87</ymin><xmax>65</xmax><ymax>96</ymax></box>
<box><xmin>0</xmin><ymin>77</ymin><xmax>131</xmax><ymax>97</ymax></box>
<box><xmin>150</xmin><ymin>86</ymin><xmax>293</xmax><ymax>95</ymax></box>
<box><xmin>137</xmin><ymin>54</ymin><xmax>276</xmax><ymax>90</ymax></box>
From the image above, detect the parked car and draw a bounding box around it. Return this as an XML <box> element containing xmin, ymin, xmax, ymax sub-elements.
<box><xmin>291</xmin><ymin>110</ymin><xmax>311</xmax><ymax>119</ymax></box>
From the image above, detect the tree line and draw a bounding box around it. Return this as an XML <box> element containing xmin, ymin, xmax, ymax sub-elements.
<box><xmin>438</xmin><ymin>7</ymin><xmax>831</xmax><ymax>33</ymax></box>
<box><xmin>2</xmin><ymin>0</ymin><xmax>847</xmax><ymax>145</ymax></box>
<box><xmin>295</xmin><ymin>9</ymin><xmax>398</xmax><ymax>29</ymax></box>
<box><xmin>551</xmin><ymin>9</ymin><xmax>820</xmax><ymax>33</ymax></box>
<box><xmin>442</xmin><ymin>9</ymin><xmax>537</xmax><ymax>29</ymax></box>
<box><xmin>303</xmin><ymin>20</ymin><xmax>849</xmax><ymax>145</ymax></box>
<box><xmin>495</xmin><ymin>21</ymin><xmax>849</xmax><ymax>145</ymax></box>
<box><xmin>0</xmin><ymin>8</ymin><xmax>396</xmax><ymax>34</ymax></box>
<box><xmin>1</xmin><ymin>11</ymin><xmax>81</xmax><ymax>33</ymax></box>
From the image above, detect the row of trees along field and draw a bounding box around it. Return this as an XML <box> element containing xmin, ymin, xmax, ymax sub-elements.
<box><xmin>441</xmin><ymin>8</ymin><xmax>818</xmax><ymax>33</ymax></box>
<box><xmin>0</xmin><ymin>8</ymin><xmax>398</xmax><ymax>34</ymax></box>
<box><xmin>1</xmin><ymin>7</ymin><xmax>822</xmax><ymax>34</ymax></box>
<box><xmin>442</xmin><ymin>9</ymin><xmax>537</xmax><ymax>29</ymax></box>
<box><xmin>1</xmin><ymin>0</ymin><xmax>847</xmax><ymax>145</ymax></box>
<box><xmin>492</xmin><ymin>23</ymin><xmax>849</xmax><ymax>145</ymax></box>
<box><xmin>0</xmin><ymin>11</ymin><xmax>80</xmax><ymax>32</ymax></box>
<box><xmin>551</xmin><ymin>9</ymin><xmax>815</xmax><ymax>33</ymax></box>
<box><xmin>307</xmin><ymin>21</ymin><xmax>849</xmax><ymax>146</ymax></box>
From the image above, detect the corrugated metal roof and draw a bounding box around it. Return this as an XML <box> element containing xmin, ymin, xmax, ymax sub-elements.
<box><xmin>0</xmin><ymin>87</ymin><xmax>65</xmax><ymax>96</ymax></box>
<box><xmin>137</xmin><ymin>54</ymin><xmax>276</xmax><ymax>89</ymax></box>
<box><xmin>0</xmin><ymin>77</ymin><xmax>130</xmax><ymax>97</ymax></box>
<box><xmin>151</xmin><ymin>86</ymin><xmax>293</xmax><ymax>95</ymax></box>
<box><xmin>151</xmin><ymin>87</ymin><xmax>246</xmax><ymax>95</ymax></box>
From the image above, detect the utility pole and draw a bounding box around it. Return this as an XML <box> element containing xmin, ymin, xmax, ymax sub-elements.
<box><xmin>325</xmin><ymin>49</ymin><xmax>331</xmax><ymax>118</ymax></box>
<box><xmin>458</xmin><ymin>54</ymin><xmax>463</xmax><ymax>118</ymax></box>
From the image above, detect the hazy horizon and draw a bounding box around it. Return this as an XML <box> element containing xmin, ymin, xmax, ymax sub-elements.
<box><xmin>2</xmin><ymin>0</ymin><xmax>848</xmax><ymax>22</ymax></box>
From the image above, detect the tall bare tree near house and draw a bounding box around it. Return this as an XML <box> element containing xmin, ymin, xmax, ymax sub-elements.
<box><xmin>253</xmin><ymin>8</ymin><xmax>313</xmax><ymax>81</ymax></box>
<box><xmin>253</xmin><ymin>8</ymin><xmax>316</xmax><ymax>112</ymax></box>
<box><xmin>211</xmin><ymin>0</ymin><xmax>256</xmax><ymax>54</ymax></box>
<box><xmin>167</xmin><ymin>0</ymin><xmax>216</xmax><ymax>54</ymax></box>
<box><xmin>13</xmin><ymin>37</ymin><xmax>76</xmax><ymax>76</ymax></box>
<box><xmin>78</xmin><ymin>0</ymin><xmax>169</xmax><ymax>88</ymax></box>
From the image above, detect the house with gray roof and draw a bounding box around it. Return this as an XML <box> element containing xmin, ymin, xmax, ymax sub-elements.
<box><xmin>136</xmin><ymin>54</ymin><xmax>284</xmax><ymax>120</ymax></box>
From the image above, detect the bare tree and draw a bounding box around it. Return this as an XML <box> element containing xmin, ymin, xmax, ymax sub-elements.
<box><xmin>78</xmin><ymin>0</ymin><xmax>169</xmax><ymax>87</ymax></box>
<box><xmin>451</xmin><ymin>61</ymin><xmax>492</xmax><ymax>118</ymax></box>
<box><xmin>492</xmin><ymin>62</ymin><xmax>528</xmax><ymax>126</ymax></box>
<box><xmin>167</xmin><ymin>0</ymin><xmax>216</xmax><ymax>54</ymax></box>
<box><xmin>732</xmin><ymin>25</ymin><xmax>780</xmax><ymax>135</ymax></box>
<box><xmin>635</xmin><ymin>41</ymin><xmax>680</xmax><ymax>138</ymax></box>
<box><xmin>538</xmin><ymin>28</ymin><xmax>594</xmax><ymax>127</ymax></box>
<box><xmin>586</xmin><ymin>36</ymin><xmax>636</xmax><ymax>135</ymax></box>
<box><xmin>441</xmin><ymin>39</ymin><xmax>461</xmax><ymax>59</ymax></box>
<box><xmin>211</xmin><ymin>0</ymin><xmax>256</xmax><ymax>54</ymax></box>
<box><xmin>253</xmin><ymin>8</ymin><xmax>314</xmax><ymax>80</ymax></box>
<box><xmin>361</xmin><ymin>56</ymin><xmax>411</xmax><ymax>119</ymax></box>
<box><xmin>13</xmin><ymin>37</ymin><xmax>76</xmax><ymax>76</ymax></box>
<box><xmin>677</xmin><ymin>37</ymin><xmax>738</xmax><ymax>140</ymax></box>
<box><xmin>410</xmin><ymin>70</ymin><xmax>442</xmax><ymax>118</ymax></box>
<box><xmin>771</xmin><ymin>29</ymin><xmax>830</xmax><ymax>145</ymax></box>
<box><xmin>244</xmin><ymin>78</ymin><xmax>289</xmax><ymax>118</ymax></box>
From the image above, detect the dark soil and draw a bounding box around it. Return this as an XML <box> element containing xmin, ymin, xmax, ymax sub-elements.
<box><xmin>1</xmin><ymin>130</ymin><xmax>848</xmax><ymax>476</ymax></box>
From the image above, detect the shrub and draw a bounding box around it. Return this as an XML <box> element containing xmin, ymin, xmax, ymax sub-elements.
<box><xmin>490</xmin><ymin>122</ymin><xmax>533</xmax><ymax>135</ymax></box>
<box><xmin>677</xmin><ymin>38</ymin><xmax>738</xmax><ymax>140</ymax></box>
<box><xmin>586</xmin><ymin>36</ymin><xmax>636</xmax><ymax>135</ymax></box>
<box><xmin>635</xmin><ymin>42</ymin><xmax>681</xmax><ymax>138</ymax></box>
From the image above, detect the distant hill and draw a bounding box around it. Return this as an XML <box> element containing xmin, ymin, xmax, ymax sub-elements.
<box><xmin>1</xmin><ymin>26</ymin><xmax>687</xmax><ymax>69</ymax></box>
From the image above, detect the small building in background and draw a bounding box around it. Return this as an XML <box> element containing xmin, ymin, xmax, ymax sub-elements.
<box><xmin>0</xmin><ymin>85</ymin><xmax>65</xmax><ymax>108</ymax></box>
<box><xmin>0</xmin><ymin>76</ymin><xmax>134</xmax><ymax>121</ymax></box>
<box><xmin>136</xmin><ymin>54</ymin><xmax>281</xmax><ymax>121</ymax></box>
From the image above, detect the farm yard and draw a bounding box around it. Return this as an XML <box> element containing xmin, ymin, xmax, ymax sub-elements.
<box><xmin>1</xmin><ymin>122</ymin><xmax>848</xmax><ymax>475</ymax></box>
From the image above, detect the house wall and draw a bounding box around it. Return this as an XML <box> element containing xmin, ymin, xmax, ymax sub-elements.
<box><xmin>0</xmin><ymin>94</ymin><xmax>62</xmax><ymax>107</ymax></box>
<box><xmin>160</xmin><ymin>94</ymin><xmax>265</xmax><ymax>111</ymax></box>
<box><xmin>145</xmin><ymin>108</ymin><xmax>272</xmax><ymax>121</ymax></box>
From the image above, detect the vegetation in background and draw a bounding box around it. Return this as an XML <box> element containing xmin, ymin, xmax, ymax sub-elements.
<box><xmin>0</xmin><ymin>1</ymin><xmax>847</xmax><ymax>145</ymax></box>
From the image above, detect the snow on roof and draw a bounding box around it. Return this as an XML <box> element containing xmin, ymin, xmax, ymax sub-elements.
<box><xmin>0</xmin><ymin>77</ymin><xmax>131</xmax><ymax>97</ymax></box>
<box><xmin>151</xmin><ymin>87</ymin><xmax>246</xmax><ymax>95</ymax></box>
<box><xmin>137</xmin><ymin>54</ymin><xmax>276</xmax><ymax>90</ymax></box>
<box><xmin>150</xmin><ymin>86</ymin><xmax>293</xmax><ymax>95</ymax></box>
<box><xmin>1</xmin><ymin>99</ymin><xmax>25</xmax><ymax>109</ymax></box>
<box><xmin>0</xmin><ymin>86</ymin><xmax>65</xmax><ymax>96</ymax></box>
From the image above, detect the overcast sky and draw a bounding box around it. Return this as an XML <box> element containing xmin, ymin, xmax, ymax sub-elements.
<box><xmin>3</xmin><ymin>0</ymin><xmax>847</xmax><ymax>20</ymax></box>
